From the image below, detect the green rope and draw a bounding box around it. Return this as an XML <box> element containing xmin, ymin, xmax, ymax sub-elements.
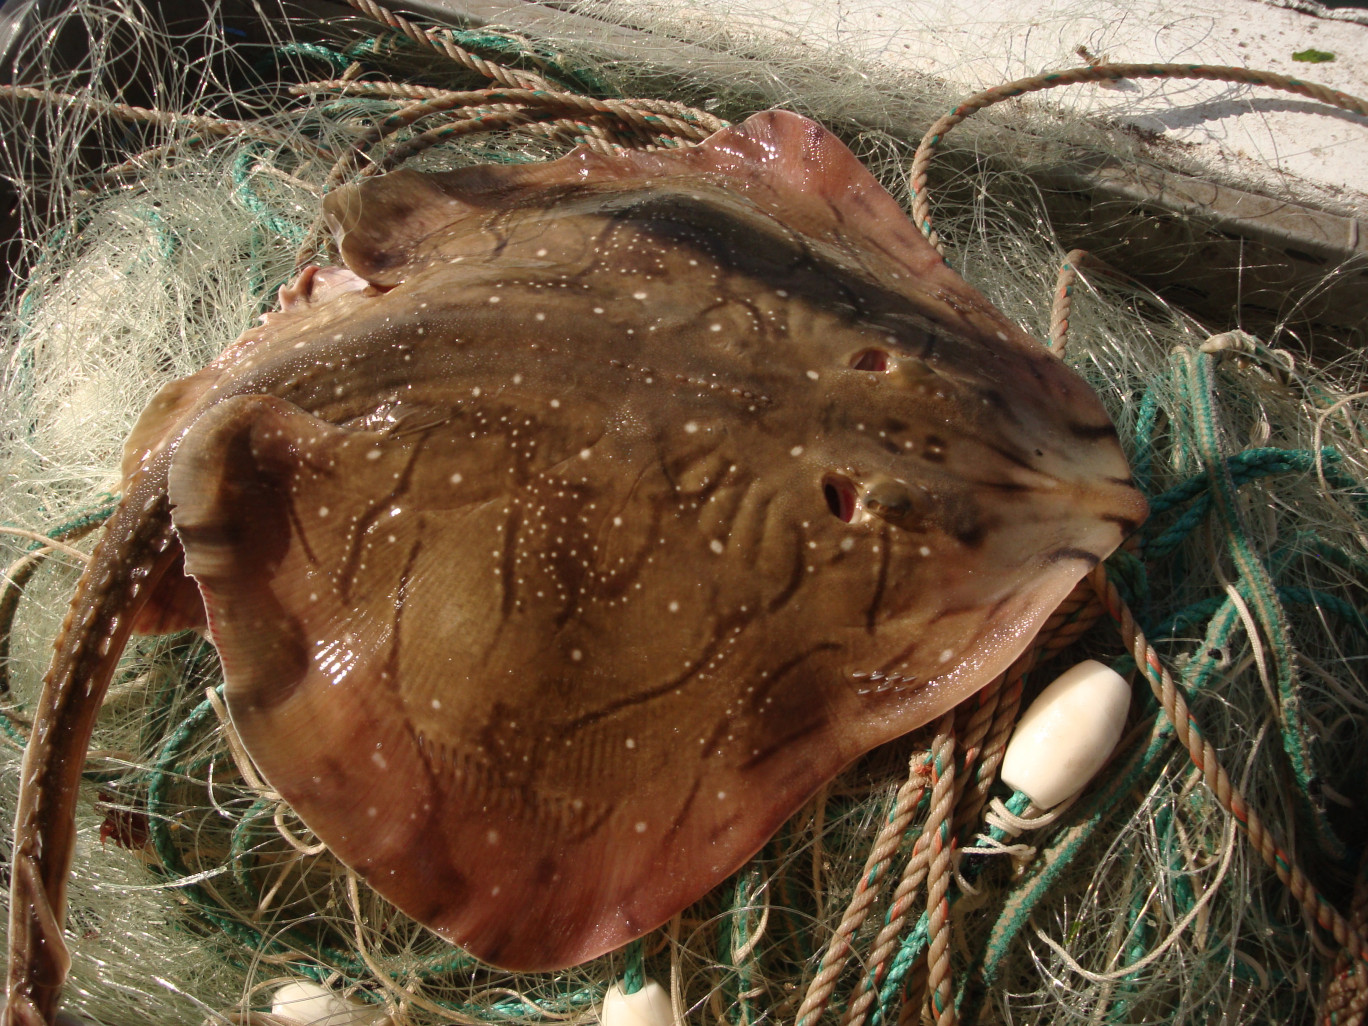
<box><xmin>721</xmin><ymin>865</ymin><xmax>765</xmax><ymax>1024</ymax></box>
<box><xmin>231</xmin><ymin>146</ymin><xmax>310</xmax><ymax>247</ymax></box>
<box><xmin>873</xmin><ymin>791</ymin><xmax>1034</xmax><ymax>1026</ymax></box>
<box><xmin>621</xmin><ymin>940</ymin><xmax>645</xmax><ymax>995</ymax></box>
<box><xmin>1131</xmin><ymin>385</ymin><xmax>1164</xmax><ymax>498</ymax></box>
<box><xmin>1179</xmin><ymin>350</ymin><xmax>1343</xmax><ymax>863</ymax></box>
<box><xmin>1144</xmin><ymin>446</ymin><xmax>1365</xmax><ymax>561</ymax></box>
<box><xmin>979</xmin><ymin>717</ymin><xmax>1172</xmax><ymax>990</ymax></box>
<box><xmin>273</xmin><ymin>42</ymin><xmax>355</xmax><ymax>75</ymax></box>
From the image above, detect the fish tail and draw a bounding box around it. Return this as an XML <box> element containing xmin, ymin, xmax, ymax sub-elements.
<box><xmin>4</xmin><ymin>461</ymin><xmax>181</xmax><ymax>1026</ymax></box>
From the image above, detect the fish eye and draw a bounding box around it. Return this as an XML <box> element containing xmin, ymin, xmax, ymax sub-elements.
<box><xmin>862</xmin><ymin>478</ymin><xmax>922</xmax><ymax>527</ymax></box>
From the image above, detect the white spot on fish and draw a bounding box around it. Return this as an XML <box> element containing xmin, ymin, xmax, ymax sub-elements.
<box><xmin>450</xmin><ymin>472</ymin><xmax>463</xmax><ymax>484</ymax></box>
<box><xmin>318</xmin><ymin>506</ymin><xmax>329</xmax><ymax>517</ymax></box>
<box><xmin>710</xmin><ymin>539</ymin><xmax>724</xmax><ymax>554</ymax></box>
<box><xmin>790</xmin><ymin>445</ymin><xmax>804</xmax><ymax>456</ymax></box>
<box><xmin>684</xmin><ymin>421</ymin><xmax>698</xmax><ymax>434</ymax></box>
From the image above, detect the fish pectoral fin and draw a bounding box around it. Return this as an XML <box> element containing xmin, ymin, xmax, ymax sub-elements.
<box><xmin>119</xmin><ymin>367</ymin><xmax>221</xmax><ymax>490</ymax></box>
<box><xmin>322</xmin><ymin>168</ymin><xmax>475</xmax><ymax>286</ymax></box>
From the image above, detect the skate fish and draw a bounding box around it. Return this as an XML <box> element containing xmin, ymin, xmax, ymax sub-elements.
<box><xmin>4</xmin><ymin>110</ymin><xmax>1146</xmax><ymax>1025</ymax></box>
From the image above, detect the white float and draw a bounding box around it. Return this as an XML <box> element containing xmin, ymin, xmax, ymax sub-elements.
<box><xmin>271</xmin><ymin>981</ymin><xmax>388</xmax><ymax>1026</ymax></box>
<box><xmin>601</xmin><ymin>979</ymin><xmax>673</xmax><ymax>1026</ymax></box>
<box><xmin>1001</xmin><ymin>660</ymin><xmax>1131</xmax><ymax>808</ymax></box>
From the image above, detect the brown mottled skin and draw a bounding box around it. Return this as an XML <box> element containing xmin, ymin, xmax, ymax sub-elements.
<box><xmin>3</xmin><ymin>111</ymin><xmax>1146</xmax><ymax>1024</ymax></box>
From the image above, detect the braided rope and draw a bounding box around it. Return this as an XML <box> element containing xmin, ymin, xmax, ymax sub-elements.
<box><xmin>952</xmin><ymin>675</ymin><xmax>1020</xmax><ymax>837</ymax></box>
<box><xmin>1088</xmin><ymin>563</ymin><xmax>1368</xmax><ymax>962</ymax></box>
<box><xmin>908</xmin><ymin>63</ymin><xmax>1368</xmax><ymax>255</ymax></box>
<box><xmin>371</xmin><ymin>107</ymin><xmax>576</xmax><ymax>172</ymax></box>
<box><xmin>945</xmin><ymin>674</ymin><xmax>1006</xmax><ymax>839</ymax></box>
<box><xmin>797</xmin><ymin>580</ymin><xmax>1100</xmax><ymax>1026</ymax></box>
<box><xmin>840</xmin><ymin>715</ymin><xmax>957</xmax><ymax>1026</ymax></box>
<box><xmin>1322</xmin><ymin>853</ymin><xmax>1368</xmax><ymax>1025</ymax></box>
<box><xmin>1048</xmin><ymin>249</ymin><xmax>1091</xmax><ymax>355</ymax></box>
<box><xmin>343</xmin><ymin>0</ymin><xmax>734</xmax><ymax>148</ymax></box>
<box><xmin>290</xmin><ymin>81</ymin><xmax>725</xmax><ymax>266</ymax></box>
<box><xmin>295</xmin><ymin>78</ymin><xmax>724</xmax><ymax>143</ymax></box>
<box><xmin>343</xmin><ymin>0</ymin><xmax>553</xmax><ymax>91</ymax></box>
<box><xmin>952</xmin><ymin>583</ymin><xmax>1101</xmax><ymax>835</ymax></box>
<box><xmin>322</xmin><ymin>88</ymin><xmax>603</xmax><ymax>186</ymax></box>
<box><xmin>924</xmin><ymin>737</ymin><xmax>958</xmax><ymax>1026</ymax></box>
<box><xmin>793</xmin><ymin>575</ymin><xmax>1108</xmax><ymax>1026</ymax></box>
<box><xmin>794</xmin><ymin>754</ymin><xmax>932</xmax><ymax>1026</ymax></box>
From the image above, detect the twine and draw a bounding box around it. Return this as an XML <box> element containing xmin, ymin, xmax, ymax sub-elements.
<box><xmin>907</xmin><ymin>62</ymin><xmax>1368</xmax><ymax>257</ymax></box>
<box><xmin>1089</xmin><ymin>563</ymin><xmax>1367</xmax><ymax>962</ymax></box>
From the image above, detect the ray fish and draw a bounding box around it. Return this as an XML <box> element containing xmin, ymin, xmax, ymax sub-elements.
<box><xmin>3</xmin><ymin>110</ymin><xmax>1147</xmax><ymax>1025</ymax></box>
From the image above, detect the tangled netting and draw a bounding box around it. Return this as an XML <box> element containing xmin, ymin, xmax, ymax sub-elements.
<box><xmin>1</xmin><ymin>2</ymin><xmax>1366</xmax><ymax>1025</ymax></box>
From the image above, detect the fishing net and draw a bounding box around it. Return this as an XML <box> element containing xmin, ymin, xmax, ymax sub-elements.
<box><xmin>1</xmin><ymin>2</ymin><xmax>1365</xmax><ymax>1024</ymax></box>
